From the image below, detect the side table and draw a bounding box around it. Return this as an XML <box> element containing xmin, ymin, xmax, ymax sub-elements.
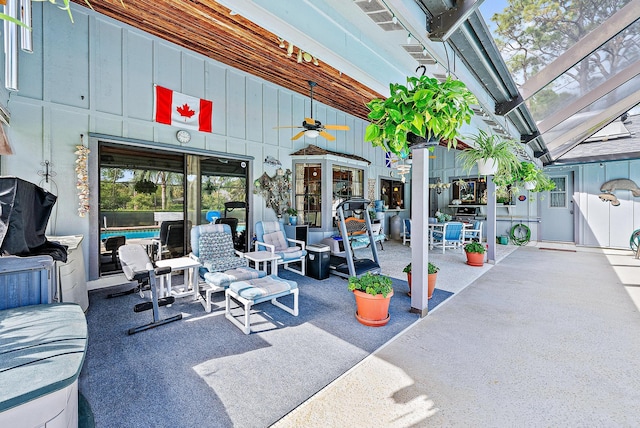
<box><xmin>243</xmin><ymin>251</ymin><xmax>281</xmax><ymax>275</ymax></box>
<box><xmin>155</xmin><ymin>257</ymin><xmax>202</xmax><ymax>301</ymax></box>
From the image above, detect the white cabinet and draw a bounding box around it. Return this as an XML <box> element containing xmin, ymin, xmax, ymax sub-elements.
<box><xmin>48</xmin><ymin>235</ymin><xmax>89</xmax><ymax>312</ymax></box>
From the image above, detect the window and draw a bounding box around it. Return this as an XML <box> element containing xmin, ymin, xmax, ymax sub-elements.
<box><xmin>294</xmin><ymin>163</ymin><xmax>322</xmax><ymax>227</ymax></box>
<box><xmin>332</xmin><ymin>166</ymin><xmax>364</xmax><ymax>219</ymax></box>
<box><xmin>549</xmin><ymin>177</ymin><xmax>567</xmax><ymax>208</ymax></box>
<box><xmin>380</xmin><ymin>179</ymin><xmax>404</xmax><ymax>209</ymax></box>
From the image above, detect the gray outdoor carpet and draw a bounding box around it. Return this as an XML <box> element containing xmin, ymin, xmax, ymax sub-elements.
<box><xmin>78</xmin><ymin>271</ymin><xmax>452</xmax><ymax>428</ymax></box>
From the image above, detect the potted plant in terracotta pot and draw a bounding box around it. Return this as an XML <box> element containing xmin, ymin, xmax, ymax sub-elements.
<box><xmin>348</xmin><ymin>272</ymin><xmax>393</xmax><ymax>327</ymax></box>
<box><xmin>364</xmin><ymin>74</ymin><xmax>476</xmax><ymax>156</ymax></box>
<box><xmin>458</xmin><ymin>130</ymin><xmax>520</xmax><ymax>176</ymax></box>
<box><xmin>403</xmin><ymin>262</ymin><xmax>439</xmax><ymax>299</ymax></box>
<box><xmin>464</xmin><ymin>241</ymin><xmax>486</xmax><ymax>266</ymax></box>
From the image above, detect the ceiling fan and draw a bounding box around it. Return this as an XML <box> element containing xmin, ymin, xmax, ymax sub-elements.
<box><xmin>274</xmin><ymin>81</ymin><xmax>350</xmax><ymax>141</ymax></box>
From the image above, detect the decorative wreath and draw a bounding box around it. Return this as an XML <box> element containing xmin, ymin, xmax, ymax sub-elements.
<box><xmin>510</xmin><ymin>223</ymin><xmax>531</xmax><ymax>246</ymax></box>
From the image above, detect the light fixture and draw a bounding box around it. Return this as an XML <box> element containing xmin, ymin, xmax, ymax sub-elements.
<box><xmin>429</xmin><ymin>178</ymin><xmax>451</xmax><ymax>194</ymax></box>
<box><xmin>392</xmin><ymin>15</ymin><xmax>398</xmax><ymax>24</ymax></box>
<box><xmin>305</xmin><ymin>129</ymin><xmax>320</xmax><ymax>138</ymax></box>
<box><xmin>297</xmin><ymin>49</ymin><xmax>303</xmax><ymax>63</ymax></box>
<box><xmin>277</xmin><ymin>37</ymin><xmax>285</xmax><ymax>48</ymax></box>
<box><xmin>229</xmin><ymin>10</ymin><xmax>238</xmax><ymax>15</ymax></box>
<box><xmin>396</xmin><ymin>159</ymin><xmax>411</xmax><ymax>183</ymax></box>
<box><xmin>407</xmin><ymin>33</ymin><xmax>412</xmax><ymax>44</ymax></box>
<box><xmin>422</xmin><ymin>47</ymin><xmax>428</xmax><ymax>56</ymax></box>
<box><xmin>312</xmin><ymin>57</ymin><xmax>319</xmax><ymax>66</ymax></box>
<box><xmin>287</xmin><ymin>42</ymin><xmax>294</xmax><ymax>57</ymax></box>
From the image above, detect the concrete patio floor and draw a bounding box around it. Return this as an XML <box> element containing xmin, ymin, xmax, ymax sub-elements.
<box><xmin>275</xmin><ymin>241</ymin><xmax>640</xmax><ymax>427</ymax></box>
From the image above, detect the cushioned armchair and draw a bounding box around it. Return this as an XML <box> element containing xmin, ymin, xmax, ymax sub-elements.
<box><xmin>254</xmin><ymin>220</ymin><xmax>307</xmax><ymax>276</ymax></box>
<box><xmin>430</xmin><ymin>221</ymin><xmax>465</xmax><ymax>253</ymax></box>
<box><xmin>190</xmin><ymin>223</ymin><xmax>265</xmax><ymax>312</ymax></box>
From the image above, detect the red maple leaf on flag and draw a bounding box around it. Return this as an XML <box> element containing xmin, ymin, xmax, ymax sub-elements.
<box><xmin>176</xmin><ymin>103</ymin><xmax>196</xmax><ymax>118</ymax></box>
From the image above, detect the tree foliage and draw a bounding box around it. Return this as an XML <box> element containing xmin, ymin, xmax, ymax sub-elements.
<box><xmin>491</xmin><ymin>0</ymin><xmax>638</xmax><ymax>116</ymax></box>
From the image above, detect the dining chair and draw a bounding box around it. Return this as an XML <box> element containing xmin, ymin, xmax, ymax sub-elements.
<box><xmin>462</xmin><ymin>220</ymin><xmax>483</xmax><ymax>244</ymax></box>
<box><xmin>402</xmin><ymin>218</ymin><xmax>411</xmax><ymax>246</ymax></box>
<box><xmin>430</xmin><ymin>222</ymin><xmax>465</xmax><ymax>253</ymax></box>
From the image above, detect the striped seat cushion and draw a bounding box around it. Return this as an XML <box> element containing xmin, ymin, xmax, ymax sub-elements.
<box><xmin>229</xmin><ymin>275</ymin><xmax>297</xmax><ymax>300</ymax></box>
<box><xmin>204</xmin><ymin>267</ymin><xmax>266</xmax><ymax>288</ymax></box>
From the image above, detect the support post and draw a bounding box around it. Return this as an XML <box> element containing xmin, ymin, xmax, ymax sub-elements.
<box><xmin>410</xmin><ymin>147</ymin><xmax>429</xmax><ymax>317</ymax></box>
<box><xmin>487</xmin><ymin>175</ymin><xmax>497</xmax><ymax>264</ymax></box>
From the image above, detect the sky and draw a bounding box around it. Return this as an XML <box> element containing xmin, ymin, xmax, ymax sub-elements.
<box><xmin>479</xmin><ymin>0</ymin><xmax>510</xmax><ymax>32</ymax></box>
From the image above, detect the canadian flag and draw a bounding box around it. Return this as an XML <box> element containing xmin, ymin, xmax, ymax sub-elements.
<box><xmin>154</xmin><ymin>85</ymin><xmax>213</xmax><ymax>132</ymax></box>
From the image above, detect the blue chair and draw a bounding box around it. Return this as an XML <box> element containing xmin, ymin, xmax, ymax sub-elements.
<box><xmin>190</xmin><ymin>223</ymin><xmax>265</xmax><ymax>312</ymax></box>
<box><xmin>206</xmin><ymin>210</ymin><xmax>222</xmax><ymax>223</ymax></box>
<box><xmin>431</xmin><ymin>222</ymin><xmax>465</xmax><ymax>253</ymax></box>
<box><xmin>463</xmin><ymin>220</ymin><xmax>483</xmax><ymax>244</ymax></box>
<box><xmin>255</xmin><ymin>220</ymin><xmax>307</xmax><ymax>276</ymax></box>
<box><xmin>402</xmin><ymin>218</ymin><xmax>411</xmax><ymax>246</ymax></box>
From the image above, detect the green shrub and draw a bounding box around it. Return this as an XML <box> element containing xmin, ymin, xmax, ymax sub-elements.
<box><xmin>348</xmin><ymin>272</ymin><xmax>393</xmax><ymax>297</ymax></box>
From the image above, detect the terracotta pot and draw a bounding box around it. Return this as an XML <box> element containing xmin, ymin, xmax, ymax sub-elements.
<box><xmin>353</xmin><ymin>289</ymin><xmax>393</xmax><ymax>327</ymax></box>
<box><xmin>465</xmin><ymin>251</ymin><xmax>484</xmax><ymax>267</ymax></box>
<box><xmin>407</xmin><ymin>272</ymin><xmax>436</xmax><ymax>299</ymax></box>
<box><xmin>427</xmin><ymin>272</ymin><xmax>437</xmax><ymax>299</ymax></box>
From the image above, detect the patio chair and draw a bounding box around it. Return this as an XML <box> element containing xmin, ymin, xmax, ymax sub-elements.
<box><xmin>430</xmin><ymin>221</ymin><xmax>465</xmax><ymax>253</ymax></box>
<box><xmin>462</xmin><ymin>220</ymin><xmax>483</xmax><ymax>244</ymax></box>
<box><xmin>117</xmin><ymin>244</ymin><xmax>182</xmax><ymax>335</ymax></box>
<box><xmin>158</xmin><ymin>220</ymin><xmax>191</xmax><ymax>259</ymax></box>
<box><xmin>402</xmin><ymin>218</ymin><xmax>411</xmax><ymax>246</ymax></box>
<box><xmin>100</xmin><ymin>235</ymin><xmax>126</xmax><ymax>272</ymax></box>
<box><xmin>255</xmin><ymin>220</ymin><xmax>307</xmax><ymax>276</ymax></box>
<box><xmin>190</xmin><ymin>223</ymin><xmax>265</xmax><ymax>312</ymax></box>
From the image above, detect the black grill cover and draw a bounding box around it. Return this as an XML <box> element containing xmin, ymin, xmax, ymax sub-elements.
<box><xmin>0</xmin><ymin>177</ymin><xmax>67</xmax><ymax>262</ymax></box>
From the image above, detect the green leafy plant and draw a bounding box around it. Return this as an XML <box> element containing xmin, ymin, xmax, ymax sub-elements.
<box><xmin>464</xmin><ymin>241</ymin><xmax>486</xmax><ymax>254</ymax></box>
<box><xmin>458</xmin><ymin>130</ymin><xmax>520</xmax><ymax>177</ymax></box>
<box><xmin>364</xmin><ymin>75</ymin><xmax>476</xmax><ymax>156</ymax></box>
<box><xmin>532</xmin><ymin>170</ymin><xmax>556</xmax><ymax>192</ymax></box>
<box><xmin>286</xmin><ymin>207</ymin><xmax>298</xmax><ymax>216</ymax></box>
<box><xmin>403</xmin><ymin>262</ymin><xmax>439</xmax><ymax>274</ymax></box>
<box><xmin>516</xmin><ymin>161</ymin><xmax>538</xmax><ymax>183</ymax></box>
<box><xmin>348</xmin><ymin>272</ymin><xmax>393</xmax><ymax>298</ymax></box>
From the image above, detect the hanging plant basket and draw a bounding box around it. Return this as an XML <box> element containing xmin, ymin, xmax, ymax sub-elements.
<box><xmin>476</xmin><ymin>158</ymin><xmax>498</xmax><ymax>175</ymax></box>
<box><xmin>134</xmin><ymin>179</ymin><xmax>158</xmax><ymax>194</ymax></box>
<box><xmin>524</xmin><ymin>181</ymin><xmax>537</xmax><ymax>190</ymax></box>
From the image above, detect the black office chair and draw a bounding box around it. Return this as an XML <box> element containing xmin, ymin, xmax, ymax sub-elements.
<box><xmin>158</xmin><ymin>220</ymin><xmax>191</xmax><ymax>258</ymax></box>
<box><xmin>101</xmin><ymin>235</ymin><xmax>126</xmax><ymax>272</ymax></box>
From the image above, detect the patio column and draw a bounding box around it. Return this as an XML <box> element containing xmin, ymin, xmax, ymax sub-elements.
<box><xmin>486</xmin><ymin>175</ymin><xmax>497</xmax><ymax>264</ymax></box>
<box><xmin>410</xmin><ymin>146</ymin><xmax>429</xmax><ymax>317</ymax></box>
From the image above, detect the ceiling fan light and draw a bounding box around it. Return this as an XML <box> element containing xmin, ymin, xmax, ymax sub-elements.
<box><xmin>305</xmin><ymin>129</ymin><xmax>320</xmax><ymax>138</ymax></box>
<box><xmin>278</xmin><ymin>37</ymin><xmax>285</xmax><ymax>48</ymax></box>
<box><xmin>297</xmin><ymin>50</ymin><xmax>303</xmax><ymax>63</ymax></box>
<box><xmin>312</xmin><ymin>56</ymin><xmax>319</xmax><ymax>66</ymax></box>
<box><xmin>287</xmin><ymin>43</ymin><xmax>294</xmax><ymax>57</ymax></box>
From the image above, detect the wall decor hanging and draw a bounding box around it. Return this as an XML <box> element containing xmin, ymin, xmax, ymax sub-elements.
<box><xmin>253</xmin><ymin>168</ymin><xmax>292</xmax><ymax>218</ymax></box>
<box><xmin>598</xmin><ymin>178</ymin><xmax>640</xmax><ymax>207</ymax></box>
<box><xmin>75</xmin><ymin>144</ymin><xmax>90</xmax><ymax>217</ymax></box>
